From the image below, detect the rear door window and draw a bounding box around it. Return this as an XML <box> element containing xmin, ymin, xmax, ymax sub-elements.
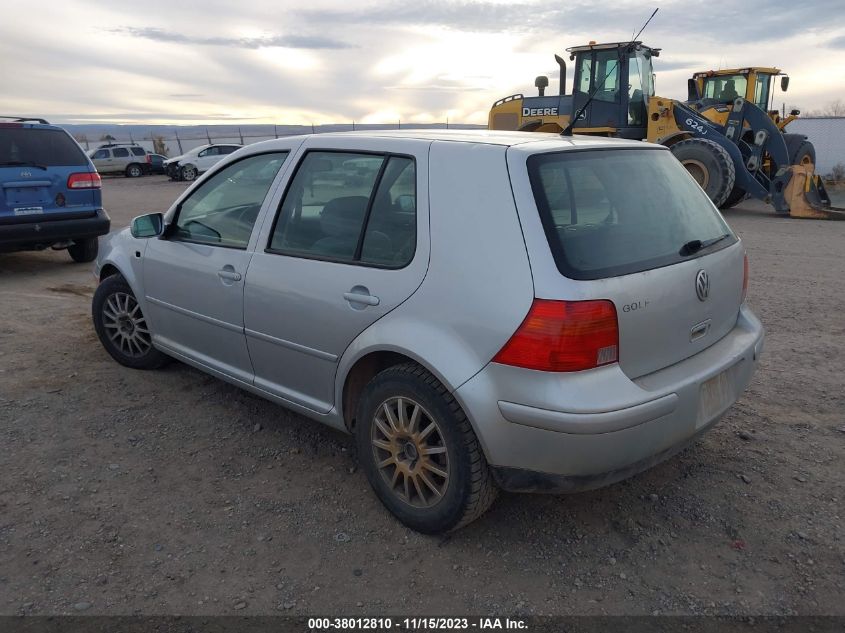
<box><xmin>113</xmin><ymin>148</ymin><xmax>129</xmax><ymax>157</ymax></box>
<box><xmin>0</xmin><ymin>128</ymin><xmax>88</xmax><ymax>166</ymax></box>
<box><xmin>131</xmin><ymin>147</ymin><xmax>146</xmax><ymax>156</ymax></box>
<box><xmin>527</xmin><ymin>148</ymin><xmax>735</xmax><ymax>280</ymax></box>
<box><xmin>268</xmin><ymin>152</ymin><xmax>416</xmax><ymax>268</ymax></box>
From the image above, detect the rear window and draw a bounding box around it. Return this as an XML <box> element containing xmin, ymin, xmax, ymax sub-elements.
<box><xmin>0</xmin><ymin>127</ymin><xmax>88</xmax><ymax>167</ymax></box>
<box><xmin>527</xmin><ymin>148</ymin><xmax>736</xmax><ymax>280</ymax></box>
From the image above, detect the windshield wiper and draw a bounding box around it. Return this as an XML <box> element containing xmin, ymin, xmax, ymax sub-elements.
<box><xmin>0</xmin><ymin>161</ymin><xmax>48</xmax><ymax>170</ymax></box>
<box><xmin>679</xmin><ymin>233</ymin><xmax>731</xmax><ymax>256</ymax></box>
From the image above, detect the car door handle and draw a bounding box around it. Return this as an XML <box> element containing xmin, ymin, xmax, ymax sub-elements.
<box><xmin>343</xmin><ymin>291</ymin><xmax>379</xmax><ymax>306</ymax></box>
<box><xmin>218</xmin><ymin>269</ymin><xmax>242</xmax><ymax>281</ymax></box>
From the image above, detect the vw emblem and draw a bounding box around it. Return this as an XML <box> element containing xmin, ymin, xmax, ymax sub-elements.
<box><xmin>695</xmin><ymin>270</ymin><xmax>710</xmax><ymax>301</ymax></box>
<box><xmin>20</xmin><ymin>170</ymin><xmax>32</xmax><ymax>178</ymax></box>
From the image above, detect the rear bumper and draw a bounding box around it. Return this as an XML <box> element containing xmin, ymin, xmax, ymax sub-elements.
<box><xmin>0</xmin><ymin>208</ymin><xmax>111</xmax><ymax>251</ymax></box>
<box><xmin>455</xmin><ymin>305</ymin><xmax>764</xmax><ymax>493</ymax></box>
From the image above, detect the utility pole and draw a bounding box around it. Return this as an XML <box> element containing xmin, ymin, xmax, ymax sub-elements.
<box><xmin>174</xmin><ymin>129</ymin><xmax>183</xmax><ymax>154</ymax></box>
<box><xmin>238</xmin><ymin>127</ymin><xmax>244</xmax><ymax>144</ymax></box>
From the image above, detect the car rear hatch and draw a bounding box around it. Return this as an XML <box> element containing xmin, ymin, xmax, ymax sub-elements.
<box><xmin>508</xmin><ymin>144</ymin><xmax>745</xmax><ymax>379</ymax></box>
<box><xmin>0</xmin><ymin>125</ymin><xmax>99</xmax><ymax>224</ymax></box>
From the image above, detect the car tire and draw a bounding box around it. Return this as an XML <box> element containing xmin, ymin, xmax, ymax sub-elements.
<box><xmin>125</xmin><ymin>164</ymin><xmax>143</xmax><ymax>178</ymax></box>
<box><xmin>181</xmin><ymin>165</ymin><xmax>198</xmax><ymax>181</ymax></box>
<box><xmin>670</xmin><ymin>138</ymin><xmax>736</xmax><ymax>208</ymax></box>
<box><xmin>67</xmin><ymin>237</ymin><xmax>99</xmax><ymax>263</ymax></box>
<box><xmin>92</xmin><ymin>275</ymin><xmax>169</xmax><ymax>370</ymax></box>
<box><xmin>355</xmin><ymin>362</ymin><xmax>497</xmax><ymax>533</ymax></box>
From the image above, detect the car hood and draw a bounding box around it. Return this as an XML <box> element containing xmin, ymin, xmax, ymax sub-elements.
<box><xmin>162</xmin><ymin>156</ymin><xmax>184</xmax><ymax>165</ymax></box>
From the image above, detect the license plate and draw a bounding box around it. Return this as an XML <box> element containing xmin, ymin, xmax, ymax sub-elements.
<box><xmin>697</xmin><ymin>368</ymin><xmax>734</xmax><ymax>427</ymax></box>
<box><xmin>13</xmin><ymin>206</ymin><xmax>44</xmax><ymax>216</ymax></box>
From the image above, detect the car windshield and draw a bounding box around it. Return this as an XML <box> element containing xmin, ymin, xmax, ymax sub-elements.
<box><xmin>0</xmin><ymin>127</ymin><xmax>88</xmax><ymax>167</ymax></box>
<box><xmin>527</xmin><ymin>148</ymin><xmax>735</xmax><ymax>280</ymax></box>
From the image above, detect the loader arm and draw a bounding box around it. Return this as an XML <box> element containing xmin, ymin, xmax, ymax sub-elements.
<box><xmin>672</xmin><ymin>99</ymin><xmax>792</xmax><ymax>213</ymax></box>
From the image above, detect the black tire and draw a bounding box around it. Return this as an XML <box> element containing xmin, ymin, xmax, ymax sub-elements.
<box><xmin>719</xmin><ymin>185</ymin><xmax>747</xmax><ymax>210</ymax></box>
<box><xmin>670</xmin><ymin>138</ymin><xmax>736</xmax><ymax>207</ymax></box>
<box><xmin>181</xmin><ymin>165</ymin><xmax>198</xmax><ymax>181</ymax></box>
<box><xmin>355</xmin><ymin>363</ymin><xmax>497</xmax><ymax>533</ymax></box>
<box><xmin>125</xmin><ymin>163</ymin><xmax>143</xmax><ymax>178</ymax></box>
<box><xmin>92</xmin><ymin>275</ymin><xmax>169</xmax><ymax>370</ymax></box>
<box><xmin>67</xmin><ymin>237</ymin><xmax>98</xmax><ymax>263</ymax></box>
<box><xmin>789</xmin><ymin>140</ymin><xmax>815</xmax><ymax>167</ymax></box>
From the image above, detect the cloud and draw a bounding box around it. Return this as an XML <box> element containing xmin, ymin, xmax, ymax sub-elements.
<box><xmin>826</xmin><ymin>35</ymin><xmax>845</xmax><ymax>49</ymax></box>
<box><xmin>112</xmin><ymin>26</ymin><xmax>354</xmax><ymax>50</ymax></box>
<box><xmin>653</xmin><ymin>60</ymin><xmax>705</xmax><ymax>72</ymax></box>
<box><xmin>297</xmin><ymin>0</ymin><xmax>845</xmax><ymax>44</ymax></box>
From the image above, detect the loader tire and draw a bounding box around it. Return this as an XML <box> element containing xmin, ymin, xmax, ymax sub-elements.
<box><xmin>670</xmin><ymin>138</ymin><xmax>736</xmax><ymax>208</ymax></box>
<box><xmin>720</xmin><ymin>185</ymin><xmax>746</xmax><ymax>210</ymax></box>
<box><xmin>787</xmin><ymin>138</ymin><xmax>815</xmax><ymax>167</ymax></box>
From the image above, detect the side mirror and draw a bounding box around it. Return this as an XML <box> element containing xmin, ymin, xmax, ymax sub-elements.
<box><xmin>781</xmin><ymin>76</ymin><xmax>790</xmax><ymax>92</ymax></box>
<box><xmin>130</xmin><ymin>213</ymin><xmax>164</xmax><ymax>238</ymax></box>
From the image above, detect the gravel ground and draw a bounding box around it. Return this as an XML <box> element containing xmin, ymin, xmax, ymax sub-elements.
<box><xmin>0</xmin><ymin>176</ymin><xmax>843</xmax><ymax>616</ymax></box>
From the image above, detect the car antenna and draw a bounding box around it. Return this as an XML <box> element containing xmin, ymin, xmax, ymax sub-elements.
<box><xmin>561</xmin><ymin>7</ymin><xmax>659</xmax><ymax>136</ymax></box>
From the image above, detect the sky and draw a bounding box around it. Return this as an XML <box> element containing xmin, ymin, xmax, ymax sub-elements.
<box><xmin>1</xmin><ymin>0</ymin><xmax>844</xmax><ymax>125</ymax></box>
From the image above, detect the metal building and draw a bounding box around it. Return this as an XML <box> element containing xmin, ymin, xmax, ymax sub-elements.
<box><xmin>786</xmin><ymin>116</ymin><xmax>845</xmax><ymax>176</ymax></box>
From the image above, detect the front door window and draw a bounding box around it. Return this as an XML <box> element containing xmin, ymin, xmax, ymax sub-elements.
<box><xmin>170</xmin><ymin>152</ymin><xmax>288</xmax><ymax>248</ymax></box>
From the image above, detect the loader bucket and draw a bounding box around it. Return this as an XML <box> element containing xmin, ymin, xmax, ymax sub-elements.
<box><xmin>784</xmin><ymin>164</ymin><xmax>845</xmax><ymax>220</ymax></box>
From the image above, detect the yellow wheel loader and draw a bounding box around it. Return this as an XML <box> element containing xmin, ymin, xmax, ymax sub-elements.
<box><xmin>488</xmin><ymin>41</ymin><xmax>843</xmax><ymax>219</ymax></box>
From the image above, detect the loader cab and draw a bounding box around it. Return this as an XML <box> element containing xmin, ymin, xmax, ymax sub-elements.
<box><xmin>569</xmin><ymin>41</ymin><xmax>659</xmax><ymax>139</ymax></box>
<box><xmin>693</xmin><ymin>67</ymin><xmax>783</xmax><ymax>111</ymax></box>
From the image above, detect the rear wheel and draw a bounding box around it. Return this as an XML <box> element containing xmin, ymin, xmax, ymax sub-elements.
<box><xmin>670</xmin><ymin>138</ymin><xmax>736</xmax><ymax>207</ymax></box>
<box><xmin>125</xmin><ymin>164</ymin><xmax>143</xmax><ymax>178</ymax></box>
<box><xmin>790</xmin><ymin>141</ymin><xmax>815</xmax><ymax>167</ymax></box>
<box><xmin>67</xmin><ymin>237</ymin><xmax>98</xmax><ymax>263</ymax></box>
<box><xmin>719</xmin><ymin>185</ymin><xmax>747</xmax><ymax>210</ymax></box>
<box><xmin>181</xmin><ymin>165</ymin><xmax>198</xmax><ymax>181</ymax></box>
<box><xmin>92</xmin><ymin>275</ymin><xmax>169</xmax><ymax>370</ymax></box>
<box><xmin>355</xmin><ymin>363</ymin><xmax>497</xmax><ymax>533</ymax></box>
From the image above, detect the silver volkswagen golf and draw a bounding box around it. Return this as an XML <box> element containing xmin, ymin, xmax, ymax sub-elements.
<box><xmin>92</xmin><ymin>130</ymin><xmax>764</xmax><ymax>533</ymax></box>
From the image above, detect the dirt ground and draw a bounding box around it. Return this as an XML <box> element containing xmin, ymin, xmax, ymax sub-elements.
<box><xmin>0</xmin><ymin>176</ymin><xmax>843</xmax><ymax>616</ymax></box>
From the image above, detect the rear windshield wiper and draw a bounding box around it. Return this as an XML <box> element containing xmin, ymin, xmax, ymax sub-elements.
<box><xmin>0</xmin><ymin>161</ymin><xmax>48</xmax><ymax>170</ymax></box>
<box><xmin>679</xmin><ymin>233</ymin><xmax>731</xmax><ymax>256</ymax></box>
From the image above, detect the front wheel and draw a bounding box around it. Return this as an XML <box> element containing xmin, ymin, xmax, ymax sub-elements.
<box><xmin>670</xmin><ymin>138</ymin><xmax>736</xmax><ymax>207</ymax></box>
<box><xmin>181</xmin><ymin>165</ymin><xmax>198</xmax><ymax>181</ymax></box>
<box><xmin>92</xmin><ymin>275</ymin><xmax>169</xmax><ymax>370</ymax></box>
<box><xmin>68</xmin><ymin>237</ymin><xmax>98</xmax><ymax>263</ymax></box>
<box><xmin>355</xmin><ymin>363</ymin><xmax>497</xmax><ymax>533</ymax></box>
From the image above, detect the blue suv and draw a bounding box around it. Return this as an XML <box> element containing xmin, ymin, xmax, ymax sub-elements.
<box><xmin>0</xmin><ymin>117</ymin><xmax>110</xmax><ymax>262</ymax></box>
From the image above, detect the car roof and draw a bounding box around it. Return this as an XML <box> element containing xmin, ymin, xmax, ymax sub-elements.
<box><xmin>245</xmin><ymin>129</ymin><xmax>648</xmax><ymax>152</ymax></box>
<box><xmin>0</xmin><ymin>120</ymin><xmax>70</xmax><ymax>133</ymax></box>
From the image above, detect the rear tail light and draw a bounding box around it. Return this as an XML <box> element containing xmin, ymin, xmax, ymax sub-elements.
<box><xmin>493</xmin><ymin>299</ymin><xmax>619</xmax><ymax>372</ymax></box>
<box><xmin>741</xmin><ymin>254</ymin><xmax>749</xmax><ymax>302</ymax></box>
<box><xmin>145</xmin><ymin>154</ymin><xmax>152</xmax><ymax>163</ymax></box>
<box><xmin>67</xmin><ymin>172</ymin><xmax>102</xmax><ymax>189</ymax></box>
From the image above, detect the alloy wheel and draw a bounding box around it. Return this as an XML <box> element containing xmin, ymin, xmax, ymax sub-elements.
<box><xmin>370</xmin><ymin>396</ymin><xmax>450</xmax><ymax>508</ymax></box>
<box><xmin>101</xmin><ymin>292</ymin><xmax>152</xmax><ymax>358</ymax></box>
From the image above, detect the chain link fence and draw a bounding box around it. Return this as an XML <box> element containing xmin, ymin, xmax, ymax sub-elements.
<box><xmin>69</xmin><ymin>122</ymin><xmax>483</xmax><ymax>157</ymax></box>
